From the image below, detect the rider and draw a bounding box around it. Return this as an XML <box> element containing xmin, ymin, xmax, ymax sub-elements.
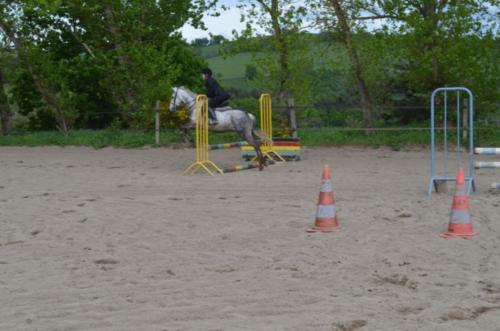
<box><xmin>201</xmin><ymin>68</ymin><xmax>230</xmax><ymax>124</ymax></box>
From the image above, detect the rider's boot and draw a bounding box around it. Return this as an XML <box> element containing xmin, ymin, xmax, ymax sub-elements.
<box><xmin>208</xmin><ymin>107</ymin><xmax>218</xmax><ymax>125</ymax></box>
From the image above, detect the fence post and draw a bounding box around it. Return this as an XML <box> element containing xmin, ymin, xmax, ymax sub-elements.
<box><xmin>287</xmin><ymin>98</ymin><xmax>298</xmax><ymax>139</ymax></box>
<box><xmin>155</xmin><ymin>100</ymin><xmax>160</xmax><ymax>145</ymax></box>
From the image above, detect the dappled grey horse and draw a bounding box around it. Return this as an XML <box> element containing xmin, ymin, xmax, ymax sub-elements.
<box><xmin>169</xmin><ymin>87</ymin><xmax>266</xmax><ymax>170</ymax></box>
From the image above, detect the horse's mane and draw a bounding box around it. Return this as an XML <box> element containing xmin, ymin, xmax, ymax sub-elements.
<box><xmin>177</xmin><ymin>86</ymin><xmax>196</xmax><ymax>99</ymax></box>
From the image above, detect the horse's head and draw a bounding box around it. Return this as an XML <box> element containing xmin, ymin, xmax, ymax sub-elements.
<box><xmin>169</xmin><ymin>87</ymin><xmax>182</xmax><ymax>112</ymax></box>
<box><xmin>169</xmin><ymin>86</ymin><xmax>196</xmax><ymax>115</ymax></box>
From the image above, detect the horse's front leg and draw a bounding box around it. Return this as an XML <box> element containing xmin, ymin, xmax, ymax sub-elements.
<box><xmin>180</xmin><ymin>124</ymin><xmax>194</xmax><ymax>144</ymax></box>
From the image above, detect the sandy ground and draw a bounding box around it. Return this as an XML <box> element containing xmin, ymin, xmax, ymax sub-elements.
<box><xmin>0</xmin><ymin>146</ymin><xmax>499</xmax><ymax>331</ymax></box>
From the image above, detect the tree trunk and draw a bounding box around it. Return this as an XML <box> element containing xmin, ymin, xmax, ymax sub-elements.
<box><xmin>26</xmin><ymin>62</ymin><xmax>69</xmax><ymax>133</ymax></box>
<box><xmin>421</xmin><ymin>1</ymin><xmax>442</xmax><ymax>88</ymax></box>
<box><xmin>329</xmin><ymin>0</ymin><xmax>374</xmax><ymax>129</ymax></box>
<box><xmin>0</xmin><ymin>66</ymin><xmax>12</xmax><ymax>133</ymax></box>
<box><xmin>103</xmin><ymin>0</ymin><xmax>137</xmax><ymax>115</ymax></box>
<box><xmin>0</xmin><ymin>17</ymin><xmax>68</xmax><ymax>133</ymax></box>
<box><xmin>257</xmin><ymin>0</ymin><xmax>294</xmax><ymax>136</ymax></box>
<box><xmin>256</xmin><ymin>0</ymin><xmax>291</xmax><ymax>102</ymax></box>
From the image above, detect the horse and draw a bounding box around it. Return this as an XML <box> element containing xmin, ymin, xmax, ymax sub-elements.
<box><xmin>169</xmin><ymin>86</ymin><xmax>266</xmax><ymax>170</ymax></box>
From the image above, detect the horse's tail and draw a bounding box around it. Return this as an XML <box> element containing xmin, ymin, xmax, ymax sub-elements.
<box><xmin>246</xmin><ymin>113</ymin><xmax>271</xmax><ymax>144</ymax></box>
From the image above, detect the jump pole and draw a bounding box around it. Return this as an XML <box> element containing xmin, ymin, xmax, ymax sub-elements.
<box><xmin>475</xmin><ymin>161</ymin><xmax>500</xmax><ymax>169</ymax></box>
<box><xmin>221</xmin><ymin>159</ymin><xmax>276</xmax><ymax>173</ymax></box>
<box><xmin>474</xmin><ymin>147</ymin><xmax>499</xmax><ymax>189</ymax></box>
<box><xmin>184</xmin><ymin>95</ymin><xmax>223</xmax><ymax>176</ymax></box>
<box><xmin>210</xmin><ymin>141</ymin><xmax>249</xmax><ymax>150</ymax></box>
<box><xmin>474</xmin><ymin>148</ymin><xmax>500</xmax><ymax>155</ymax></box>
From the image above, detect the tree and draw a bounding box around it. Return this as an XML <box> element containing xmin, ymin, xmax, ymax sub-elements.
<box><xmin>191</xmin><ymin>37</ymin><xmax>210</xmax><ymax>47</ymax></box>
<box><xmin>227</xmin><ymin>1</ymin><xmax>312</xmax><ymax>137</ymax></box>
<box><xmin>245</xmin><ymin>64</ymin><xmax>258</xmax><ymax>80</ymax></box>
<box><xmin>0</xmin><ymin>64</ymin><xmax>11</xmax><ymax>133</ymax></box>
<box><xmin>360</xmin><ymin>0</ymin><xmax>499</xmax><ymax>109</ymax></box>
<box><xmin>235</xmin><ymin>1</ymin><xmax>308</xmax><ymax>102</ymax></box>
<box><xmin>0</xmin><ymin>0</ymin><xmax>78</xmax><ymax>133</ymax></box>
<box><xmin>309</xmin><ymin>0</ymin><xmax>375</xmax><ymax>128</ymax></box>
<box><xmin>0</xmin><ymin>0</ymin><xmax>217</xmax><ymax>131</ymax></box>
<box><xmin>209</xmin><ymin>34</ymin><xmax>227</xmax><ymax>45</ymax></box>
<box><xmin>63</xmin><ymin>0</ymin><xmax>217</xmax><ymax>124</ymax></box>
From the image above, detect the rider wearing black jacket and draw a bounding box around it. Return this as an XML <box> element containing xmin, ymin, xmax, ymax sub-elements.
<box><xmin>202</xmin><ymin>68</ymin><xmax>230</xmax><ymax>123</ymax></box>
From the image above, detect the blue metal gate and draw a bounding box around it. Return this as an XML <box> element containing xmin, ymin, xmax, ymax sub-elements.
<box><xmin>428</xmin><ymin>87</ymin><xmax>475</xmax><ymax>195</ymax></box>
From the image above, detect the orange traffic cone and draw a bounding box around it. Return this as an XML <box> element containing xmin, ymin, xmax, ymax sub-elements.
<box><xmin>307</xmin><ymin>165</ymin><xmax>339</xmax><ymax>232</ymax></box>
<box><xmin>440</xmin><ymin>167</ymin><xmax>478</xmax><ymax>238</ymax></box>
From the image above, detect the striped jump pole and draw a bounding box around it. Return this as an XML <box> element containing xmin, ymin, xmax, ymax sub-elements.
<box><xmin>184</xmin><ymin>95</ymin><xmax>223</xmax><ymax>176</ymax></box>
<box><xmin>258</xmin><ymin>94</ymin><xmax>286</xmax><ymax>162</ymax></box>
<box><xmin>222</xmin><ymin>163</ymin><xmax>260</xmax><ymax>173</ymax></box>
<box><xmin>475</xmin><ymin>161</ymin><xmax>500</xmax><ymax>169</ymax></box>
<box><xmin>474</xmin><ymin>148</ymin><xmax>500</xmax><ymax>155</ymax></box>
<box><xmin>474</xmin><ymin>147</ymin><xmax>499</xmax><ymax>189</ymax></box>
<box><xmin>210</xmin><ymin>141</ymin><xmax>249</xmax><ymax>150</ymax></box>
<box><xmin>221</xmin><ymin>159</ymin><xmax>276</xmax><ymax>173</ymax></box>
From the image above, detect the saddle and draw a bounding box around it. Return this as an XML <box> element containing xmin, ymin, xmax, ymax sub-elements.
<box><xmin>213</xmin><ymin>101</ymin><xmax>231</xmax><ymax>112</ymax></box>
<box><xmin>214</xmin><ymin>106</ymin><xmax>232</xmax><ymax>112</ymax></box>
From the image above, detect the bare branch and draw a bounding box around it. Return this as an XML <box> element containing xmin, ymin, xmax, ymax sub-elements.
<box><xmin>70</xmin><ymin>30</ymin><xmax>96</xmax><ymax>58</ymax></box>
<box><xmin>255</xmin><ymin>0</ymin><xmax>273</xmax><ymax>15</ymax></box>
<box><xmin>353</xmin><ymin>15</ymin><xmax>391</xmax><ymax>21</ymax></box>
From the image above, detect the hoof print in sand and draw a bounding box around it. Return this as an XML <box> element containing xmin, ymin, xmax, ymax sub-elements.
<box><xmin>94</xmin><ymin>259</ymin><xmax>119</xmax><ymax>270</ymax></box>
<box><xmin>483</xmin><ymin>285</ymin><xmax>500</xmax><ymax>294</ymax></box>
<box><xmin>333</xmin><ymin>320</ymin><xmax>367</xmax><ymax>331</ymax></box>
<box><xmin>373</xmin><ymin>274</ymin><xmax>418</xmax><ymax>290</ymax></box>
<box><xmin>397</xmin><ymin>306</ymin><xmax>425</xmax><ymax>315</ymax></box>
<box><xmin>440</xmin><ymin>306</ymin><xmax>500</xmax><ymax>321</ymax></box>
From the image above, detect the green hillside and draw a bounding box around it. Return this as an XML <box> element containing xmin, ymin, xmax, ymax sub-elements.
<box><xmin>198</xmin><ymin>39</ymin><xmax>351</xmax><ymax>94</ymax></box>
<box><xmin>207</xmin><ymin>52</ymin><xmax>253</xmax><ymax>79</ymax></box>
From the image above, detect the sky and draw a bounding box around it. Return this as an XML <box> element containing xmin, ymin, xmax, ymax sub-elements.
<box><xmin>180</xmin><ymin>1</ymin><xmax>499</xmax><ymax>41</ymax></box>
<box><xmin>181</xmin><ymin>0</ymin><xmax>248</xmax><ymax>41</ymax></box>
<box><xmin>180</xmin><ymin>0</ymin><xmax>383</xmax><ymax>41</ymax></box>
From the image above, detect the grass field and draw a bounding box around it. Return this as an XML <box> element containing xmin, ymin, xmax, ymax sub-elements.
<box><xmin>207</xmin><ymin>52</ymin><xmax>254</xmax><ymax>79</ymax></box>
<box><xmin>1</xmin><ymin>127</ymin><xmax>499</xmax><ymax>150</ymax></box>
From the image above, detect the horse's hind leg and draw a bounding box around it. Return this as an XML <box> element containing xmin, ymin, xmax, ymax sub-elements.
<box><xmin>236</xmin><ymin>128</ymin><xmax>265</xmax><ymax>171</ymax></box>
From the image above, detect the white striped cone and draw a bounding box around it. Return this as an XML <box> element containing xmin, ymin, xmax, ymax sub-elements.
<box><xmin>307</xmin><ymin>165</ymin><xmax>339</xmax><ymax>232</ymax></box>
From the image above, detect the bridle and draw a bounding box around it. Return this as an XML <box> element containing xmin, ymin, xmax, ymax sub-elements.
<box><xmin>171</xmin><ymin>87</ymin><xmax>196</xmax><ymax>114</ymax></box>
<box><xmin>171</xmin><ymin>87</ymin><xmax>180</xmax><ymax>111</ymax></box>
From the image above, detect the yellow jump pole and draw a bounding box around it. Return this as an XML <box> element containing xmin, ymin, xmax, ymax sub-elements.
<box><xmin>184</xmin><ymin>95</ymin><xmax>223</xmax><ymax>176</ymax></box>
<box><xmin>258</xmin><ymin>94</ymin><xmax>286</xmax><ymax>162</ymax></box>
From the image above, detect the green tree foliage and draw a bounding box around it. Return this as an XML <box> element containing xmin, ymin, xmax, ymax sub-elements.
<box><xmin>209</xmin><ymin>34</ymin><xmax>228</xmax><ymax>45</ymax></box>
<box><xmin>0</xmin><ymin>0</ymin><xmax>216</xmax><ymax>131</ymax></box>
<box><xmin>361</xmin><ymin>0</ymin><xmax>499</xmax><ymax>116</ymax></box>
<box><xmin>245</xmin><ymin>64</ymin><xmax>258</xmax><ymax>80</ymax></box>
<box><xmin>226</xmin><ymin>0</ymin><xmax>314</xmax><ymax>104</ymax></box>
<box><xmin>191</xmin><ymin>38</ymin><xmax>210</xmax><ymax>47</ymax></box>
<box><xmin>308</xmin><ymin>0</ymin><xmax>376</xmax><ymax>128</ymax></box>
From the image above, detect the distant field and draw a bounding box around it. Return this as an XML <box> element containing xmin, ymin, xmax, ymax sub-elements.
<box><xmin>199</xmin><ymin>40</ymin><xmax>351</xmax><ymax>93</ymax></box>
<box><xmin>206</xmin><ymin>52</ymin><xmax>255</xmax><ymax>80</ymax></box>
<box><xmin>198</xmin><ymin>44</ymin><xmax>222</xmax><ymax>58</ymax></box>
